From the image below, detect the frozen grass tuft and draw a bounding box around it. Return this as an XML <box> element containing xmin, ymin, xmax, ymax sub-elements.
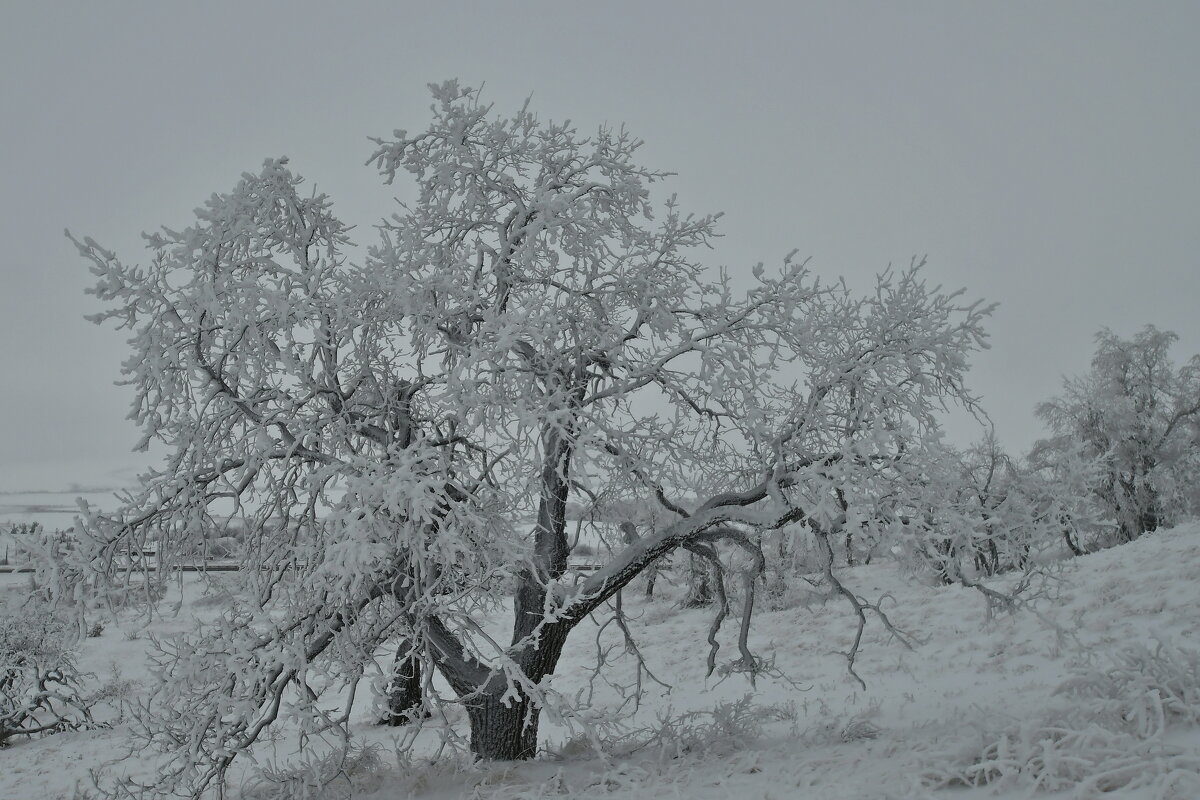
<box><xmin>238</xmin><ymin>742</ymin><xmax>387</xmax><ymax>800</ymax></box>
<box><xmin>922</xmin><ymin>639</ymin><xmax>1200</xmax><ymax>798</ymax></box>
<box><xmin>547</xmin><ymin>693</ymin><xmax>795</xmax><ymax>763</ymax></box>
<box><xmin>1055</xmin><ymin>639</ymin><xmax>1200</xmax><ymax>736</ymax></box>
<box><xmin>625</xmin><ymin>693</ymin><xmax>796</xmax><ymax>760</ymax></box>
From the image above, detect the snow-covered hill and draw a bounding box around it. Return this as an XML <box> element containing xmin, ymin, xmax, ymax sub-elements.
<box><xmin>3</xmin><ymin>523</ymin><xmax>1199</xmax><ymax>799</ymax></box>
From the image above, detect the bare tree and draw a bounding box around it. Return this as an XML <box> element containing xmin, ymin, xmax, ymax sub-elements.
<box><xmin>63</xmin><ymin>81</ymin><xmax>992</xmax><ymax>795</ymax></box>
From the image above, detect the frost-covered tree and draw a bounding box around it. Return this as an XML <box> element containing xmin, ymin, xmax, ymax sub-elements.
<box><xmin>945</xmin><ymin>434</ymin><xmax>1025</xmax><ymax>577</ymax></box>
<box><xmin>0</xmin><ymin>598</ymin><xmax>96</xmax><ymax>748</ymax></box>
<box><xmin>1036</xmin><ymin>326</ymin><xmax>1200</xmax><ymax>542</ymax></box>
<box><xmin>1025</xmin><ymin>436</ymin><xmax>1107</xmax><ymax>556</ymax></box>
<box><xmin>933</xmin><ymin>435</ymin><xmax>1099</xmax><ymax>579</ymax></box>
<box><xmin>64</xmin><ymin>81</ymin><xmax>992</xmax><ymax>793</ymax></box>
<box><xmin>826</xmin><ymin>432</ymin><xmax>1090</xmax><ymax>590</ymax></box>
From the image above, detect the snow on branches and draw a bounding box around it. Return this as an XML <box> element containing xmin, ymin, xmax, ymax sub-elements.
<box><xmin>1035</xmin><ymin>325</ymin><xmax>1200</xmax><ymax>545</ymax></box>
<box><xmin>64</xmin><ymin>80</ymin><xmax>994</xmax><ymax>794</ymax></box>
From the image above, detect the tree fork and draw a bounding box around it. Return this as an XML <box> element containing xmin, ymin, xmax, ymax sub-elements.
<box><xmin>463</xmin><ymin>622</ymin><xmax>570</xmax><ymax>760</ymax></box>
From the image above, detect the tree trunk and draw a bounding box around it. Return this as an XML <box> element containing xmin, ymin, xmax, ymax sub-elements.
<box><xmin>466</xmin><ymin>692</ymin><xmax>540</xmax><ymax>760</ymax></box>
<box><xmin>1136</xmin><ymin>459</ymin><xmax>1161</xmax><ymax>536</ymax></box>
<box><xmin>930</xmin><ymin>537</ymin><xmax>955</xmax><ymax>585</ymax></box>
<box><xmin>512</xmin><ymin>422</ymin><xmax>574</xmax><ymax>644</ymax></box>
<box><xmin>1138</xmin><ymin>481</ymin><xmax>1161</xmax><ymax>535</ymax></box>
<box><xmin>464</xmin><ymin>620</ymin><xmax>570</xmax><ymax>760</ymax></box>
<box><xmin>463</xmin><ymin>418</ymin><xmax>577</xmax><ymax>760</ymax></box>
<box><xmin>1062</xmin><ymin>523</ymin><xmax>1084</xmax><ymax>556</ymax></box>
<box><xmin>838</xmin><ymin>490</ymin><xmax>853</xmax><ymax>566</ymax></box>
<box><xmin>984</xmin><ymin>538</ymin><xmax>1000</xmax><ymax>576</ymax></box>
<box><xmin>378</xmin><ymin>639</ymin><xmax>428</xmax><ymax>726</ymax></box>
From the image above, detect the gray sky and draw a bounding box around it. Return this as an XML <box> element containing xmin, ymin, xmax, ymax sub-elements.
<box><xmin>2</xmin><ymin>1</ymin><xmax>1198</xmax><ymax>491</ymax></box>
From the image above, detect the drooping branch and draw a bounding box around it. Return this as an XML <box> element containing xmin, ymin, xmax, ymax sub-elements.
<box><xmin>811</xmin><ymin>521</ymin><xmax>915</xmax><ymax>690</ymax></box>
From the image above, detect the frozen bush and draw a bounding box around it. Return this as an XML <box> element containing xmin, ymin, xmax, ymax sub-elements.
<box><xmin>238</xmin><ymin>742</ymin><xmax>386</xmax><ymax>800</ymax></box>
<box><xmin>552</xmin><ymin>694</ymin><xmax>795</xmax><ymax>763</ymax></box>
<box><xmin>0</xmin><ymin>599</ymin><xmax>96</xmax><ymax>747</ymax></box>
<box><xmin>1055</xmin><ymin>640</ymin><xmax>1200</xmax><ymax>737</ymax></box>
<box><xmin>922</xmin><ymin>640</ymin><xmax>1200</xmax><ymax>797</ymax></box>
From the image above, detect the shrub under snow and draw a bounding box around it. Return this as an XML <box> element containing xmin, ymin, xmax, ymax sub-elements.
<box><xmin>0</xmin><ymin>598</ymin><xmax>97</xmax><ymax>747</ymax></box>
<box><xmin>923</xmin><ymin>639</ymin><xmax>1200</xmax><ymax>798</ymax></box>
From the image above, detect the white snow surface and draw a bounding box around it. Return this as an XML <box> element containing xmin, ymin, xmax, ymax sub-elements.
<box><xmin>3</xmin><ymin>523</ymin><xmax>1200</xmax><ymax>799</ymax></box>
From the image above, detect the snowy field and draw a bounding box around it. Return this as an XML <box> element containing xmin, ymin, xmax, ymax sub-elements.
<box><xmin>3</xmin><ymin>524</ymin><xmax>1200</xmax><ymax>799</ymax></box>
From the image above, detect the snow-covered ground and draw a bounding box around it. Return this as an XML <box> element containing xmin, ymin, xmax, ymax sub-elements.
<box><xmin>3</xmin><ymin>523</ymin><xmax>1200</xmax><ymax>799</ymax></box>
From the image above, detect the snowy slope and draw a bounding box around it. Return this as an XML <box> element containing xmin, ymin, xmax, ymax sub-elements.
<box><xmin>3</xmin><ymin>523</ymin><xmax>1199</xmax><ymax>799</ymax></box>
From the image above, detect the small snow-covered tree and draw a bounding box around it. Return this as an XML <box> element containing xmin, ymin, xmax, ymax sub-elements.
<box><xmin>0</xmin><ymin>598</ymin><xmax>95</xmax><ymax>747</ymax></box>
<box><xmin>922</xmin><ymin>433</ymin><xmax>1028</xmax><ymax>579</ymax></box>
<box><xmin>65</xmin><ymin>81</ymin><xmax>992</xmax><ymax>794</ymax></box>
<box><xmin>1036</xmin><ymin>326</ymin><xmax>1200</xmax><ymax>542</ymax></box>
<box><xmin>1026</xmin><ymin>436</ymin><xmax>1108</xmax><ymax>556</ymax></box>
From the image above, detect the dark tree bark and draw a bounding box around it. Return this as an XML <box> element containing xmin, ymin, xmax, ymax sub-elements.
<box><xmin>460</xmin><ymin>420</ymin><xmax>577</xmax><ymax>759</ymax></box>
<box><xmin>465</xmin><ymin>624</ymin><xmax>570</xmax><ymax>760</ymax></box>
<box><xmin>930</xmin><ymin>537</ymin><xmax>955</xmax><ymax>585</ymax></box>
<box><xmin>512</xmin><ymin>424</ymin><xmax>574</xmax><ymax>645</ymax></box>
<box><xmin>378</xmin><ymin>639</ymin><xmax>428</xmax><ymax>726</ymax></box>
<box><xmin>1060</xmin><ymin>513</ymin><xmax>1085</xmax><ymax>556</ymax></box>
<box><xmin>837</xmin><ymin>490</ymin><xmax>854</xmax><ymax>566</ymax></box>
<box><xmin>466</xmin><ymin>693</ymin><xmax>541</xmax><ymax>760</ymax></box>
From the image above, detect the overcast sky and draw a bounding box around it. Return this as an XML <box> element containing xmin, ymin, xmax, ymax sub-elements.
<box><xmin>1</xmin><ymin>1</ymin><xmax>1198</xmax><ymax>491</ymax></box>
